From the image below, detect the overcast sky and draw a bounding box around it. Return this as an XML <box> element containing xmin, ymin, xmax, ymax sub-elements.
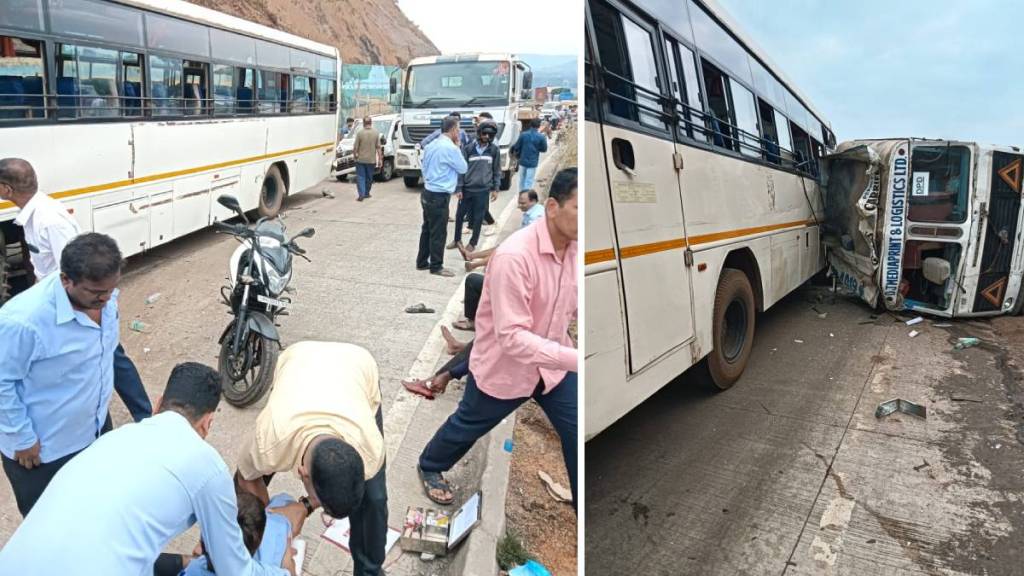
<box><xmin>397</xmin><ymin>0</ymin><xmax>580</xmax><ymax>56</ymax></box>
<box><xmin>716</xmin><ymin>0</ymin><xmax>1024</xmax><ymax>146</ymax></box>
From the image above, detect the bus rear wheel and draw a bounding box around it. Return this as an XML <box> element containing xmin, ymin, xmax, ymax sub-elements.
<box><xmin>259</xmin><ymin>165</ymin><xmax>286</xmax><ymax>218</ymax></box>
<box><xmin>706</xmin><ymin>268</ymin><xmax>756</xmax><ymax>390</ymax></box>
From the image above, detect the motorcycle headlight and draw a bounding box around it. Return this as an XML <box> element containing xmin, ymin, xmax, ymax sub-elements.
<box><xmin>265</xmin><ymin>266</ymin><xmax>292</xmax><ymax>297</ymax></box>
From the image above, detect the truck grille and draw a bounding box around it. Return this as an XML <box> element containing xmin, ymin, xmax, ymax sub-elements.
<box><xmin>402</xmin><ymin>120</ymin><xmax>503</xmax><ymax>144</ymax></box>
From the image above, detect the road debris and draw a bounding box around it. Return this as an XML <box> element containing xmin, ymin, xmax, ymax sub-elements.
<box><xmin>144</xmin><ymin>292</ymin><xmax>161</xmax><ymax>305</ymax></box>
<box><xmin>913</xmin><ymin>459</ymin><xmax>930</xmax><ymax>472</ymax></box>
<box><xmin>812</xmin><ymin>306</ymin><xmax>827</xmax><ymax>319</ymax></box>
<box><xmin>537</xmin><ymin>470</ymin><xmax>572</xmax><ymax>503</ymax></box>
<box><xmin>905</xmin><ymin>316</ymin><xmax>923</xmax><ymax>326</ymax></box>
<box><xmin>321</xmin><ymin>190</ymin><xmax>335</xmax><ymax>199</ymax></box>
<box><xmin>404</xmin><ymin>303</ymin><xmax>435</xmax><ymax>314</ymax></box>
<box><xmin>875</xmin><ymin>398</ymin><xmax>927</xmax><ymax>420</ymax></box>
<box><xmin>908</xmin><ymin>330</ymin><xmax>920</xmax><ymax>338</ymax></box>
<box><xmin>129</xmin><ymin>320</ymin><xmax>148</xmax><ymax>333</ymax></box>
<box><xmin>954</xmin><ymin>337</ymin><xmax>980</xmax><ymax>350</ymax></box>
<box><xmin>933</xmin><ymin>323</ymin><xmax>952</xmax><ymax>328</ymax></box>
<box><xmin>794</xmin><ymin>339</ymin><xmax>804</xmax><ymax>344</ymax></box>
<box><xmin>951</xmin><ymin>395</ymin><xmax>983</xmax><ymax>403</ymax></box>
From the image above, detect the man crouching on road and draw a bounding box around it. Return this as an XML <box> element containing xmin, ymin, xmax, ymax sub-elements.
<box><xmin>234</xmin><ymin>341</ymin><xmax>388</xmax><ymax>576</ymax></box>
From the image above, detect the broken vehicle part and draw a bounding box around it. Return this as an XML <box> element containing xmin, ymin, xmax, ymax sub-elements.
<box><xmin>875</xmin><ymin>398</ymin><xmax>927</xmax><ymax>419</ymax></box>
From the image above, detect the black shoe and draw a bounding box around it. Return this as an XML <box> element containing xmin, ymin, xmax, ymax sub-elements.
<box><xmin>416</xmin><ymin>265</ymin><xmax>430</xmax><ymax>271</ymax></box>
<box><xmin>430</xmin><ymin>268</ymin><xmax>456</xmax><ymax>277</ymax></box>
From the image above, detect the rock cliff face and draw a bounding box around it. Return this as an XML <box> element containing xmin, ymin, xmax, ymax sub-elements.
<box><xmin>192</xmin><ymin>0</ymin><xmax>438</xmax><ymax>65</ymax></box>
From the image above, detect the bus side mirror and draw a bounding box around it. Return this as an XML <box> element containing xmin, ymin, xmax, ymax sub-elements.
<box><xmin>523</xmin><ymin>71</ymin><xmax>533</xmax><ymax>90</ymax></box>
<box><xmin>390</xmin><ymin>76</ymin><xmax>398</xmax><ymax>95</ymax></box>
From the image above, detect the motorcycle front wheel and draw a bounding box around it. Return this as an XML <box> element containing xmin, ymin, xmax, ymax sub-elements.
<box><xmin>218</xmin><ymin>322</ymin><xmax>279</xmax><ymax>407</ymax></box>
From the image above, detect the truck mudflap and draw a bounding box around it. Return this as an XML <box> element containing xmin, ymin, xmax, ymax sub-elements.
<box><xmin>822</xmin><ymin>140</ymin><xmax>910</xmax><ymax>311</ymax></box>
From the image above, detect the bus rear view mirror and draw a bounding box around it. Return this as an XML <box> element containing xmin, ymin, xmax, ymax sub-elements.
<box><xmin>390</xmin><ymin>76</ymin><xmax>398</xmax><ymax>95</ymax></box>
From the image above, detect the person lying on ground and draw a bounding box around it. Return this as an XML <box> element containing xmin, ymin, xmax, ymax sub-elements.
<box><xmin>0</xmin><ymin>363</ymin><xmax>292</xmax><ymax>576</ymax></box>
<box><xmin>181</xmin><ymin>492</ymin><xmax>307</xmax><ymax>575</ymax></box>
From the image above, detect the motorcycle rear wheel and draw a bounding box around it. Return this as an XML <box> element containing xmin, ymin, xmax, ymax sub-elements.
<box><xmin>218</xmin><ymin>323</ymin><xmax>279</xmax><ymax>407</ymax></box>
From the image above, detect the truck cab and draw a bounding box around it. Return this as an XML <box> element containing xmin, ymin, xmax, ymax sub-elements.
<box><xmin>391</xmin><ymin>53</ymin><xmax>535</xmax><ymax>190</ymax></box>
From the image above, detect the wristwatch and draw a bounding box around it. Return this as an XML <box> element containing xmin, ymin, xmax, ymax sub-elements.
<box><xmin>299</xmin><ymin>496</ymin><xmax>315</xmax><ymax>517</ymax></box>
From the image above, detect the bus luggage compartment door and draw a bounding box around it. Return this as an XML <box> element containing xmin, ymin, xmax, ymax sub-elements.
<box><xmin>602</xmin><ymin>125</ymin><xmax>696</xmax><ymax>373</ymax></box>
<box><xmin>973</xmin><ymin>151</ymin><xmax>1023</xmax><ymax>313</ymax></box>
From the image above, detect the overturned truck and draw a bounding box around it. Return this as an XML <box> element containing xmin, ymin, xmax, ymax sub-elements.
<box><xmin>823</xmin><ymin>138</ymin><xmax>1024</xmax><ymax>317</ymax></box>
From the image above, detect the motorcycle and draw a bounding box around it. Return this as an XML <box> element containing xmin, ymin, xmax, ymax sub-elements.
<box><xmin>213</xmin><ymin>194</ymin><xmax>314</xmax><ymax>407</ymax></box>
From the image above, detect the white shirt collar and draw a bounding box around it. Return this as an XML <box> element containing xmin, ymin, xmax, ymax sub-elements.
<box><xmin>13</xmin><ymin>192</ymin><xmax>42</xmax><ymax>226</ymax></box>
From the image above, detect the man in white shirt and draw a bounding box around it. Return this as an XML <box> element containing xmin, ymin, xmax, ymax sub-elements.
<box><xmin>0</xmin><ymin>158</ymin><xmax>152</xmax><ymax>423</ymax></box>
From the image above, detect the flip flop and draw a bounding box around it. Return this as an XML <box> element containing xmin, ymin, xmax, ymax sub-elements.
<box><xmin>458</xmin><ymin>244</ymin><xmax>471</xmax><ymax>261</ymax></box>
<box><xmin>452</xmin><ymin>319</ymin><xmax>474</xmax><ymax>331</ymax></box>
<box><xmin>402</xmin><ymin>379</ymin><xmax>435</xmax><ymax>400</ymax></box>
<box><xmin>418</xmin><ymin>467</ymin><xmax>455</xmax><ymax>505</ymax></box>
<box><xmin>405</xmin><ymin>303</ymin><xmax>436</xmax><ymax>314</ymax></box>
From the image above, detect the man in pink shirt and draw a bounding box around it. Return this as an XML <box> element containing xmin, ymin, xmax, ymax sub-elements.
<box><xmin>417</xmin><ymin>168</ymin><xmax>578</xmax><ymax>511</ymax></box>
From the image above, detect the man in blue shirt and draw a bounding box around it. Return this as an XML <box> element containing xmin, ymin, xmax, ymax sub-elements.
<box><xmin>510</xmin><ymin>118</ymin><xmax>548</xmax><ymax>191</ymax></box>
<box><xmin>418</xmin><ymin>112</ymin><xmax>472</xmax><ymax>149</ymax></box>
<box><xmin>0</xmin><ymin>363</ymin><xmax>292</xmax><ymax>576</ymax></box>
<box><xmin>519</xmin><ymin>189</ymin><xmax>545</xmax><ymax>227</ymax></box>
<box><xmin>417</xmin><ymin>116</ymin><xmax>468</xmax><ymax>277</ymax></box>
<box><xmin>0</xmin><ymin>232</ymin><xmax>122</xmax><ymax>517</ymax></box>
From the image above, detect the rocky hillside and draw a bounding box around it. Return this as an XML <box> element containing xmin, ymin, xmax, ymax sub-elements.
<box><xmin>193</xmin><ymin>0</ymin><xmax>438</xmax><ymax>65</ymax></box>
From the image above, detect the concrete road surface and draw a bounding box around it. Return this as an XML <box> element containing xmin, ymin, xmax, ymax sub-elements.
<box><xmin>586</xmin><ymin>284</ymin><xmax>1024</xmax><ymax>576</ymax></box>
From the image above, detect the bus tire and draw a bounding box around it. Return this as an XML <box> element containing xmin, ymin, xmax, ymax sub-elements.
<box><xmin>499</xmin><ymin>170</ymin><xmax>512</xmax><ymax>191</ymax></box>
<box><xmin>403</xmin><ymin>175</ymin><xmax>419</xmax><ymax>188</ymax></box>
<box><xmin>707</xmin><ymin>268</ymin><xmax>756</xmax><ymax>390</ymax></box>
<box><xmin>258</xmin><ymin>165</ymin><xmax>286</xmax><ymax>218</ymax></box>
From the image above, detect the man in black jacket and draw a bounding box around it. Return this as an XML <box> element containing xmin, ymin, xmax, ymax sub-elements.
<box><xmin>452</xmin><ymin>121</ymin><xmax>500</xmax><ymax>252</ymax></box>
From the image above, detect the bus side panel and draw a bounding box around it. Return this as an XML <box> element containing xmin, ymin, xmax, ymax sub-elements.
<box><xmin>265</xmin><ymin>114</ymin><xmax>335</xmax><ymax>196</ymax></box>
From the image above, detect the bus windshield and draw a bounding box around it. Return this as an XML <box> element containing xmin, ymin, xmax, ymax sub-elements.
<box><xmin>908</xmin><ymin>145</ymin><xmax>971</xmax><ymax>223</ymax></box>
<box><xmin>403</xmin><ymin>61</ymin><xmax>510</xmax><ymax>108</ymax></box>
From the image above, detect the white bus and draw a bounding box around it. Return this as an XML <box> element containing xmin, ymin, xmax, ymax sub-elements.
<box><xmin>585</xmin><ymin>0</ymin><xmax>837</xmax><ymax>438</ymax></box>
<box><xmin>0</xmin><ymin>0</ymin><xmax>339</xmax><ymax>300</ymax></box>
<box><xmin>392</xmin><ymin>53</ymin><xmax>534</xmax><ymax>190</ymax></box>
<box><xmin>825</xmin><ymin>138</ymin><xmax>1024</xmax><ymax>318</ymax></box>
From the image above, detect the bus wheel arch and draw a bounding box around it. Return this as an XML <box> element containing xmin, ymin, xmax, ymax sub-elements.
<box><xmin>258</xmin><ymin>162</ymin><xmax>289</xmax><ymax>218</ymax></box>
<box><xmin>705</xmin><ymin>250</ymin><xmax>762</xmax><ymax>390</ymax></box>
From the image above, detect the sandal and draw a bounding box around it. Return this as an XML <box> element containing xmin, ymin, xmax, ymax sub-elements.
<box><xmin>452</xmin><ymin>318</ymin><xmax>475</xmax><ymax>331</ymax></box>
<box><xmin>418</xmin><ymin>467</ymin><xmax>455</xmax><ymax>505</ymax></box>
<box><xmin>403</xmin><ymin>379</ymin><xmax>435</xmax><ymax>400</ymax></box>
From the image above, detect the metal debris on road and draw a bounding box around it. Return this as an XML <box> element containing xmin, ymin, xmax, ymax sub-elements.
<box><xmin>913</xmin><ymin>459</ymin><xmax>930</xmax><ymax>471</ymax></box>
<box><xmin>875</xmin><ymin>398</ymin><xmax>927</xmax><ymax>420</ymax></box>
<box><xmin>906</xmin><ymin>316</ymin><xmax>923</xmax><ymax>326</ymax></box>
<box><xmin>933</xmin><ymin>323</ymin><xmax>952</xmax><ymax>328</ymax></box>
<box><xmin>405</xmin><ymin>303</ymin><xmax>435</xmax><ymax>314</ymax></box>
<box><xmin>538</xmin><ymin>470</ymin><xmax>572</xmax><ymax>503</ymax></box>
<box><xmin>144</xmin><ymin>292</ymin><xmax>161</xmax><ymax>305</ymax></box>
<box><xmin>951</xmin><ymin>395</ymin><xmax>982</xmax><ymax>403</ymax></box>
<box><xmin>954</xmin><ymin>337</ymin><xmax>980</xmax><ymax>350</ymax></box>
<box><xmin>812</xmin><ymin>306</ymin><xmax>827</xmax><ymax>319</ymax></box>
<box><xmin>908</xmin><ymin>330</ymin><xmax>920</xmax><ymax>338</ymax></box>
<box><xmin>321</xmin><ymin>190</ymin><xmax>335</xmax><ymax>199</ymax></box>
<box><xmin>794</xmin><ymin>339</ymin><xmax>804</xmax><ymax>344</ymax></box>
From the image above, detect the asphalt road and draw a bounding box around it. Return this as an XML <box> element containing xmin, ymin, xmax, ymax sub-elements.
<box><xmin>586</xmin><ymin>284</ymin><xmax>1024</xmax><ymax>576</ymax></box>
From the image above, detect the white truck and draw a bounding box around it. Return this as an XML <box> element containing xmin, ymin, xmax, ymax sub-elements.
<box><xmin>390</xmin><ymin>53</ymin><xmax>536</xmax><ymax>190</ymax></box>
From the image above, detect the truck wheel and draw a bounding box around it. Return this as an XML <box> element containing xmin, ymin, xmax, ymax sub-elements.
<box><xmin>403</xmin><ymin>175</ymin><xmax>419</xmax><ymax>188</ymax></box>
<box><xmin>499</xmin><ymin>170</ymin><xmax>512</xmax><ymax>191</ymax></box>
<box><xmin>706</xmin><ymin>268</ymin><xmax>756</xmax><ymax>390</ymax></box>
<box><xmin>335</xmin><ymin>173</ymin><xmax>348</xmax><ymax>182</ymax></box>
<box><xmin>259</xmin><ymin>165</ymin><xmax>286</xmax><ymax>218</ymax></box>
<box><xmin>377</xmin><ymin>158</ymin><xmax>394</xmax><ymax>182</ymax></box>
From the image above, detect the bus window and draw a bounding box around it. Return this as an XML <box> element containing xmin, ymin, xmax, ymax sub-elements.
<box><xmin>291</xmin><ymin>76</ymin><xmax>312</xmax><ymax>113</ymax></box>
<box><xmin>701</xmin><ymin>59</ymin><xmax>734</xmax><ymax>150</ymax></box>
<box><xmin>49</xmin><ymin>0</ymin><xmax>144</xmax><ymax>48</ymax></box>
<box><xmin>776</xmin><ymin>112</ymin><xmax>794</xmax><ymax>166</ymax></box>
<box><xmin>213</xmin><ymin>64</ymin><xmax>235</xmax><ymax>115</ymax></box>
<box><xmin>790</xmin><ymin>122</ymin><xmax>813</xmax><ymax>174</ymax></box>
<box><xmin>57</xmin><ymin>44</ymin><xmax>121</xmax><ymax>119</ymax></box>
<box><xmin>149</xmin><ymin>54</ymin><xmax>183</xmax><ymax>116</ymax></box>
<box><xmin>729</xmin><ymin>79</ymin><xmax>759</xmax><ymax>158</ymax></box>
<box><xmin>258</xmin><ymin>70</ymin><xmax>288</xmax><ymax>114</ymax></box>
<box><xmin>757</xmin><ymin>98</ymin><xmax>780</xmax><ymax>164</ymax></box>
<box><xmin>591</xmin><ymin>1</ymin><xmax>665</xmax><ymax>130</ymax></box>
<box><xmin>0</xmin><ymin>36</ymin><xmax>45</xmax><ymax>120</ymax></box>
<box><xmin>183</xmin><ymin>61</ymin><xmax>208</xmax><ymax>116</ymax></box>
<box><xmin>664</xmin><ymin>38</ymin><xmax>704</xmax><ymax>141</ymax></box>
<box><xmin>121</xmin><ymin>52</ymin><xmax>143</xmax><ymax>117</ymax></box>
<box><xmin>236</xmin><ymin>68</ymin><xmax>255</xmax><ymax>113</ymax></box>
<box><xmin>315</xmin><ymin>78</ymin><xmax>335</xmax><ymax>112</ymax></box>
<box><xmin>908</xmin><ymin>145</ymin><xmax>971</xmax><ymax>224</ymax></box>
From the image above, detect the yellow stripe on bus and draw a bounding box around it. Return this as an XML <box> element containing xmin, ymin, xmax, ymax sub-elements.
<box><xmin>0</xmin><ymin>141</ymin><xmax>334</xmax><ymax>211</ymax></box>
<box><xmin>584</xmin><ymin>219</ymin><xmax>815</xmax><ymax>265</ymax></box>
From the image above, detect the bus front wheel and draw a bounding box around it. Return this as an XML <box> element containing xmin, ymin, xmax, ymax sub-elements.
<box><xmin>259</xmin><ymin>165</ymin><xmax>286</xmax><ymax>218</ymax></box>
<box><xmin>706</xmin><ymin>268</ymin><xmax>756</xmax><ymax>390</ymax></box>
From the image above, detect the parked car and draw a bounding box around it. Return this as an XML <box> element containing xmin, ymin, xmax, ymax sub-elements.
<box><xmin>333</xmin><ymin>114</ymin><xmax>400</xmax><ymax>182</ymax></box>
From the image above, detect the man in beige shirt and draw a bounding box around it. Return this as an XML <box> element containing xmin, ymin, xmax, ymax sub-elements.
<box><xmin>234</xmin><ymin>341</ymin><xmax>387</xmax><ymax>576</ymax></box>
<box><xmin>353</xmin><ymin>116</ymin><xmax>382</xmax><ymax>202</ymax></box>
